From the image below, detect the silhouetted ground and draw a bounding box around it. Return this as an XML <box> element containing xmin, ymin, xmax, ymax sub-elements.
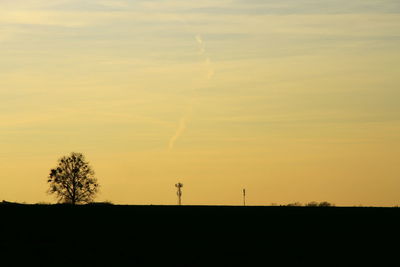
<box><xmin>0</xmin><ymin>203</ymin><xmax>398</xmax><ymax>266</ymax></box>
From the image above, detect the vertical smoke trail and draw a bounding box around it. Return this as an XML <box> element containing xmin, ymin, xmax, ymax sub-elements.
<box><xmin>168</xmin><ymin>107</ymin><xmax>192</xmax><ymax>150</ymax></box>
<box><xmin>168</xmin><ymin>33</ymin><xmax>214</xmax><ymax>150</ymax></box>
<box><xmin>195</xmin><ymin>34</ymin><xmax>215</xmax><ymax>80</ymax></box>
<box><xmin>168</xmin><ymin>117</ymin><xmax>186</xmax><ymax>150</ymax></box>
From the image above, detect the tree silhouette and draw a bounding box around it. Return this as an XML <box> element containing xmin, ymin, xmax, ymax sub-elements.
<box><xmin>47</xmin><ymin>152</ymin><xmax>99</xmax><ymax>205</ymax></box>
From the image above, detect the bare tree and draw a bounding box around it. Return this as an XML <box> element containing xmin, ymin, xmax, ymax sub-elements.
<box><xmin>47</xmin><ymin>152</ymin><xmax>99</xmax><ymax>205</ymax></box>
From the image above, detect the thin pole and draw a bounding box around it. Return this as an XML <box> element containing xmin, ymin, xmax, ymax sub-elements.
<box><xmin>243</xmin><ymin>189</ymin><xmax>246</xmax><ymax>206</ymax></box>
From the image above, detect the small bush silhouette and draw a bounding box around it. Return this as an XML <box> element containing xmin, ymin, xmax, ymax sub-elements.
<box><xmin>287</xmin><ymin>202</ymin><xmax>302</xmax><ymax>207</ymax></box>
<box><xmin>305</xmin><ymin>201</ymin><xmax>334</xmax><ymax>207</ymax></box>
<box><xmin>306</xmin><ymin>201</ymin><xmax>319</xmax><ymax>207</ymax></box>
<box><xmin>318</xmin><ymin>201</ymin><xmax>334</xmax><ymax>207</ymax></box>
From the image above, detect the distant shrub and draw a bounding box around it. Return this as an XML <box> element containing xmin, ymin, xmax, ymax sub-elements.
<box><xmin>88</xmin><ymin>201</ymin><xmax>114</xmax><ymax>206</ymax></box>
<box><xmin>306</xmin><ymin>201</ymin><xmax>334</xmax><ymax>207</ymax></box>
<box><xmin>318</xmin><ymin>201</ymin><xmax>334</xmax><ymax>207</ymax></box>
<box><xmin>36</xmin><ymin>202</ymin><xmax>52</xmax><ymax>205</ymax></box>
<box><xmin>287</xmin><ymin>202</ymin><xmax>302</xmax><ymax>207</ymax></box>
<box><xmin>305</xmin><ymin>201</ymin><xmax>319</xmax><ymax>207</ymax></box>
<box><xmin>1</xmin><ymin>200</ymin><xmax>21</xmax><ymax>205</ymax></box>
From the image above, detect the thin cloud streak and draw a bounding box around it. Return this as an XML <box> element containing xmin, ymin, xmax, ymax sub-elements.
<box><xmin>195</xmin><ymin>34</ymin><xmax>215</xmax><ymax>80</ymax></box>
<box><xmin>168</xmin><ymin>34</ymin><xmax>214</xmax><ymax>150</ymax></box>
<box><xmin>169</xmin><ymin>113</ymin><xmax>190</xmax><ymax>150</ymax></box>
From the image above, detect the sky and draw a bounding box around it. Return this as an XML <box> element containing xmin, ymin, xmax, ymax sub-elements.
<box><xmin>1</xmin><ymin>0</ymin><xmax>399</xmax><ymax>206</ymax></box>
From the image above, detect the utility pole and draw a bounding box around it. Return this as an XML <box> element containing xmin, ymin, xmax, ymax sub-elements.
<box><xmin>243</xmin><ymin>188</ymin><xmax>246</xmax><ymax>206</ymax></box>
<box><xmin>175</xmin><ymin>182</ymin><xmax>183</xmax><ymax>205</ymax></box>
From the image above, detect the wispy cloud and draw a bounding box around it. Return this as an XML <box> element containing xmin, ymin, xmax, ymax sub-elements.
<box><xmin>168</xmin><ymin>112</ymin><xmax>191</xmax><ymax>150</ymax></box>
<box><xmin>168</xmin><ymin>33</ymin><xmax>215</xmax><ymax>150</ymax></box>
<box><xmin>195</xmin><ymin>34</ymin><xmax>215</xmax><ymax>80</ymax></box>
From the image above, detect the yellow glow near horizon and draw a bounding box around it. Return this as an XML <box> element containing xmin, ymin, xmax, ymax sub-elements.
<box><xmin>1</xmin><ymin>0</ymin><xmax>399</xmax><ymax>206</ymax></box>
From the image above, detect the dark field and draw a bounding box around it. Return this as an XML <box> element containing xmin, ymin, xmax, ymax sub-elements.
<box><xmin>0</xmin><ymin>204</ymin><xmax>398</xmax><ymax>266</ymax></box>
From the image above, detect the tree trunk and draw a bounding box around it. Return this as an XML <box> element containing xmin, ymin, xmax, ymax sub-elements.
<box><xmin>72</xmin><ymin>176</ymin><xmax>76</xmax><ymax>205</ymax></box>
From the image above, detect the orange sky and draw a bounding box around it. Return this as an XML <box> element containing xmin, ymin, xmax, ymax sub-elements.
<box><xmin>1</xmin><ymin>0</ymin><xmax>399</xmax><ymax>206</ymax></box>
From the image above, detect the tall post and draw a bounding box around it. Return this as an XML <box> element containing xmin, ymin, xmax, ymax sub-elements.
<box><xmin>175</xmin><ymin>182</ymin><xmax>183</xmax><ymax>205</ymax></box>
<box><xmin>243</xmin><ymin>188</ymin><xmax>246</xmax><ymax>206</ymax></box>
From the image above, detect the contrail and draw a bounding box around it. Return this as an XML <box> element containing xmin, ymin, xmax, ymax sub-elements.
<box><xmin>168</xmin><ymin>118</ymin><xmax>186</xmax><ymax>150</ymax></box>
<box><xmin>168</xmin><ymin>33</ymin><xmax>214</xmax><ymax>150</ymax></box>
<box><xmin>195</xmin><ymin>34</ymin><xmax>205</xmax><ymax>54</ymax></box>
<box><xmin>195</xmin><ymin>34</ymin><xmax>215</xmax><ymax>80</ymax></box>
<box><xmin>169</xmin><ymin>113</ymin><xmax>190</xmax><ymax>150</ymax></box>
<box><xmin>169</xmin><ymin>99</ymin><xmax>194</xmax><ymax>150</ymax></box>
